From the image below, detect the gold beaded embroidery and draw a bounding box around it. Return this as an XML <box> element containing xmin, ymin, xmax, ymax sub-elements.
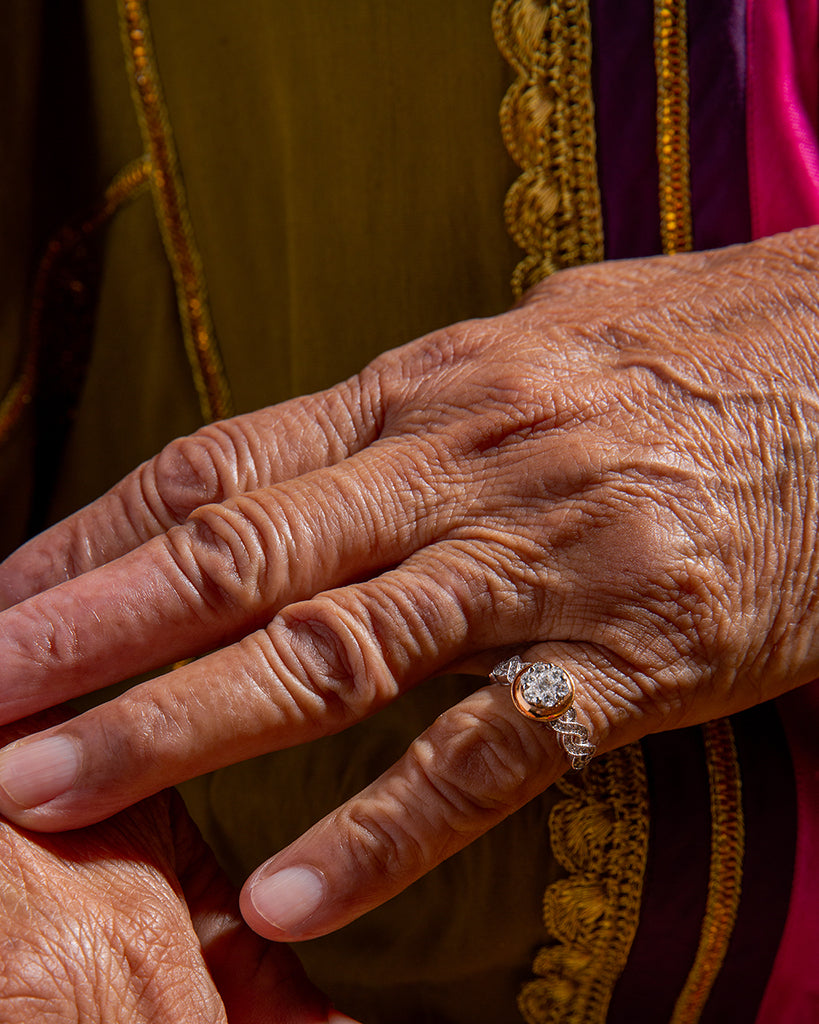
<box><xmin>0</xmin><ymin>157</ymin><xmax>152</xmax><ymax>448</ymax></box>
<box><xmin>654</xmin><ymin>0</ymin><xmax>693</xmax><ymax>254</ymax></box>
<box><xmin>671</xmin><ymin>718</ymin><xmax>745</xmax><ymax>1024</ymax></box>
<box><xmin>119</xmin><ymin>0</ymin><xmax>233</xmax><ymax>423</ymax></box>
<box><xmin>518</xmin><ymin>744</ymin><xmax>650</xmax><ymax>1024</ymax></box>
<box><xmin>493</xmin><ymin>0</ymin><xmax>604</xmax><ymax>297</ymax></box>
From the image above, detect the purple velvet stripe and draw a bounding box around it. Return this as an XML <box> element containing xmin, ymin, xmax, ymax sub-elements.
<box><xmin>606</xmin><ymin>727</ymin><xmax>711</xmax><ymax>1023</ymax></box>
<box><xmin>606</xmin><ymin>706</ymin><xmax>795</xmax><ymax>1023</ymax></box>
<box><xmin>590</xmin><ymin>0</ymin><xmax>751</xmax><ymax>258</ymax></box>
<box><xmin>699</xmin><ymin>704</ymin><xmax>795</xmax><ymax>1023</ymax></box>
<box><xmin>590</xmin><ymin>0</ymin><xmax>662</xmax><ymax>259</ymax></box>
<box><xmin>687</xmin><ymin>0</ymin><xmax>752</xmax><ymax>249</ymax></box>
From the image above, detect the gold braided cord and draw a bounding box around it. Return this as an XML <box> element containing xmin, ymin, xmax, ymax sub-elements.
<box><xmin>654</xmin><ymin>0</ymin><xmax>693</xmax><ymax>254</ymax></box>
<box><xmin>670</xmin><ymin>718</ymin><xmax>745</xmax><ymax>1024</ymax></box>
<box><xmin>120</xmin><ymin>0</ymin><xmax>233</xmax><ymax>423</ymax></box>
<box><xmin>493</xmin><ymin>0</ymin><xmax>604</xmax><ymax>298</ymax></box>
<box><xmin>0</xmin><ymin>156</ymin><xmax>152</xmax><ymax>448</ymax></box>
<box><xmin>518</xmin><ymin>744</ymin><xmax>649</xmax><ymax>1024</ymax></box>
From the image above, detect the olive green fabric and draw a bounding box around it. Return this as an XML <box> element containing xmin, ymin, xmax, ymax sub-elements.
<box><xmin>2</xmin><ymin>0</ymin><xmax>520</xmax><ymax>539</ymax></box>
<box><xmin>1</xmin><ymin>3</ymin><xmax>559</xmax><ymax>1021</ymax></box>
<box><xmin>180</xmin><ymin>678</ymin><xmax>562</xmax><ymax>1024</ymax></box>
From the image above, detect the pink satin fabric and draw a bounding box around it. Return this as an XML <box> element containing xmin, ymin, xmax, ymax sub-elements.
<box><xmin>747</xmin><ymin>0</ymin><xmax>819</xmax><ymax>236</ymax></box>
<box><xmin>756</xmin><ymin>681</ymin><xmax>819</xmax><ymax>1023</ymax></box>
<box><xmin>749</xmin><ymin>10</ymin><xmax>819</xmax><ymax>1009</ymax></box>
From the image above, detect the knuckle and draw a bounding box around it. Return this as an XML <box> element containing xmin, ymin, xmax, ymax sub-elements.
<box><xmin>115</xmin><ymin>687</ymin><xmax>190</xmax><ymax>761</ymax></box>
<box><xmin>7</xmin><ymin>600</ymin><xmax>81</xmax><ymax>673</ymax></box>
<box><xmin>339</xmin><ymin>801</ymin><xmax>426</xmax><ymax>884</ymax></box>
<box><xmin>278</xmin><ymin>603</ymin><xmax>396</xmax><ymax>723</ymax></box>
<box><xmin>148</xmin><ymin>428</ymin><xmax>240</xmax><ymax>522</ymax></box>
<box><xmin>169</xmin><ymin>500</ymin><xmax>271</xmax><ymax>613</ymax></box>
<box><xmin>372</xmin><ymin>327</ymin><xmax>459</xmax><ymax>397</ymax></box>
<box><xmin>419</xmin><ymin>708</ymin><xmax>546</xmax><ymax>821</ymax></box>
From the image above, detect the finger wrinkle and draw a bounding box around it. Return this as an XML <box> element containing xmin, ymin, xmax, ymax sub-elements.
<box><xmin>418</xmin><ymin>708</ymin><xmax>549</xmax><ymax>822</ymax></box>
<box><xmin>428</xmin><ymin>535</ymin><xmax>545</xmax><ymax>632</ymax></box>
<box><xmin>352</xmin><ymin>364</ymin><xmax>385</xmax><ymax>436</ymax></box>
<box><xmin>306</xmin><ymin>384</ymin><xmax>368</xmax><ymax>463</ymax></box>
<box><xmin>218</xmin><ymin>635</ymin><xmax>334</xmax><ymax>756</ymax></box>
<box><xmin>173</xmin><ymin>505</ymin><xmax>271</xmax><ymax>616</ymax></box>
<box><xmin>150</xmin><ymin>433</ymin><xmax>229</xmax><ymax>523</ymax></box>
<box><xmin>3</xmin><ymin>599</ymin><xmax>82</xmax><ymax>675</ymax></box>
<box><xmin>354</xmin><ymin>570</ymin><xmax>464</xmax><ymax>665</ymax></box>
<box><xmin>279</xmin><ymin>612</ymin><xmax>393</xmax><ymax>722</ymax></box>
<box><xmin>333</xmin><ymin>595</ymin><xmax>417</xmax><ymax>688</ymax></box>
<box><xmin>351</xmin><ymin>444</ymin><xmax>444</xmax><ymax>544</ymax></box>
<box><xmin>339</xmin><ymin>799</ymin><xmax>428</xmax><ymax>888</ymax></box>
<box><xmin>55</xmin><ymin>522</ymin><xmax>98</xmax><ymax>582</ymax></box>
<box><xmin>115</xmin><ymin>690</ymin><xmax>191</xmax><ymax>764</ymax></box>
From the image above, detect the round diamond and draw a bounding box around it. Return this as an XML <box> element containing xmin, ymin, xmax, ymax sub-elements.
<box><xmin>519</xmin><ymin>663</ymin><xmax>570</xmax><ymax>710</ymax></box>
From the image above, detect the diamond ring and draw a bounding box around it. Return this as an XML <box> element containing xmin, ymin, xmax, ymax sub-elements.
<box><xmin>490</xmin><ymin>656</ymin><xmax>596</xmax><ymax>769</ymax></box>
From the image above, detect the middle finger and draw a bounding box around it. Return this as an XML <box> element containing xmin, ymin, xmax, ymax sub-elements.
<box><xmin>0</xmin><ymin>536</ymin><xmax>560</xmax><ymax>829</ymax></box>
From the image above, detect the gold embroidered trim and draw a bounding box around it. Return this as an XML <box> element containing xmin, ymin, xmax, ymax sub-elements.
<box><xmin>493</xmin><ymin>0</ymin><xmax>604</xmax><ymax>297</ymax></box>
<box><xmin>518</xmin><ymin>744</ymin><xmax>649</xmax><ymax>1024</ymax></box>
<box><xmin>0</xmin><ymin>157</ymin><xmax>152</xmax><ymax>448</ymax></box>
<box><xmin>120</xmin><ymin>0</ymin><xmax>233</xmax><ymax>423</ymax></box>
<box><xmin>654</xmin><ymin>0</ymin><xmax>693</xmax><ymax>254</ymax></box>
<box><xmin>671</xmin><ymin>718</ymin><xmax>745</xmax><ymax>1024</ymax></box>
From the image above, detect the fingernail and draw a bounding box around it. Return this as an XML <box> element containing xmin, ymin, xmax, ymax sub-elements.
<box><xmin>328</xmin><ymin>1012</ymin><xmax>361</xmax><ymax>1024</ymax></box>
<box><xmin>0</xmin><ymin>736</ymin><xmax>80</xmax><ymax>809</ymax></box>
<box><xmin>250</xmin><ymin>865</ymin><xmax>327</xmax><ymax>933</ymax></box>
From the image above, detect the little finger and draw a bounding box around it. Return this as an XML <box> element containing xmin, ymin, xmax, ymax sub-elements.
<box><xmin>0</xmin><ymin>382</ymin><xmax>376</xmax><ymax>609</ymax></box>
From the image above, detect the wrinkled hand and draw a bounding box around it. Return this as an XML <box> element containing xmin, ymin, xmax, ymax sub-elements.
<box><xmin>0</xmin><ymin>712</ymin><xmax>333</xmax><ymax>1023</ymax></box>
<box><xmin>1</xmin><ymin>230</ymin><xmax>818</xmax><ymax>943</ymax></box>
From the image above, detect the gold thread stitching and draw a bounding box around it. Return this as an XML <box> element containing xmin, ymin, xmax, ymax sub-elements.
<box><xmin>670</xmin><ymin>718</ymin><xmax>745</xmax><ymax>1023</ymax></box>
<box><xmin>654</xmin><ymin>0</ymin><xmax>693</xmax><ymax>254</ymax></box>
<box><xmin>120</xmin><ymin>0</ymin><xmax>233</xmax><ymax>422</ymax></box>
<box><xmin>0</xmin><ymin>156</ymin><xmax>152</xmax><ymax>448</ymax></box>
<box><xmin>518</xmin><ymin>744</ymin><xmax>649</xmax><ymax>1024</ymax></box>
<box><xmin>493</xmin><ymin>0</ymin><xmax>604</xmax><ymax>298</ymax></box>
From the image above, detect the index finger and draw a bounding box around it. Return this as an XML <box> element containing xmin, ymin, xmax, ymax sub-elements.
<box><xmin>0</xmin><ymin>380</ymin><xmax>377</xmax><ymax>610</ymax></box>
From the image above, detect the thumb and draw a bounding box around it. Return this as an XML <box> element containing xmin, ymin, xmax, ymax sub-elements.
<box><xmin>170</xmin><ymin>792</ymin><xmax>361</xmax><ymax>1024</ymax></box>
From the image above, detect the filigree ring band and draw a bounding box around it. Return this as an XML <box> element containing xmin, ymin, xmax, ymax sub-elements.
<box><xmin>490</xmin><ymin>656</ymin><xmax>596</xmax><ymax>769</ymax></box>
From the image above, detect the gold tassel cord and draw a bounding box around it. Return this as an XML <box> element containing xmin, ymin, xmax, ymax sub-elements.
<box><xmin>654</xmin><ymin>0</ymin><xmax>693</xmax><ymax>254</ymax></box>
<box><xmin>0</xmin><ymin>156</ymin><xmax>152</xmax><ymax>448</ymax></box>
<box><xmin>670</xmin><ymin>719</ymin><xmax>745</xmax><ymax>1024</ymax></box>
<box><xmin>120</xmin><ymin>0</ymin><xmax>233</xmax><ymax>423</ymax></box>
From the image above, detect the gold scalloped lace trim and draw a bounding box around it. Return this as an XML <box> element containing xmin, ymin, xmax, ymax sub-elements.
<box><xmin>492</xmin><ymin>0</ymin><xmax>604</xmax><ymax>297</ymax></box>
<box><xmin>655</xmin><ymin>0</ymin><xmax>693</xmax><ymax>254</ymax></box>
<box><xmin>671</xmin><ymin>718</ymin><xmax>745</xmax><ymax>1024</ymax></box>
<box><xmin>519</xmin><ymin>719</ymin><xmax>745</xmax><ymax>1024</ymax></box>
<box><xmin>518</xmin><ymin>743</ymin><xmax>650</xmax><ymax>1024</ymax></box>
<box><xmin>0</xmin><ymin>156</ymin><xmax>152</xmax><ymax>448</ymax></box>
<box><xmin>120</xmin><ymin>0</ymin><xmax>233</xmax><ymax>422</ymax></box>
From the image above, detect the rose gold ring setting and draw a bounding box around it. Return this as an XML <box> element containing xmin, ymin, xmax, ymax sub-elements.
<box><xmin>490</xmin><ymin>656</ymin><xmax>596</xmax><ymax>769</ymax></box>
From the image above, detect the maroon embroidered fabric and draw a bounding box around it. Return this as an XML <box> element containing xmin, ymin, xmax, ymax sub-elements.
<box><xmin>585</xmin><ymin>1</ymin><xmax>819</xmax><ymax>1018</ymax></box>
